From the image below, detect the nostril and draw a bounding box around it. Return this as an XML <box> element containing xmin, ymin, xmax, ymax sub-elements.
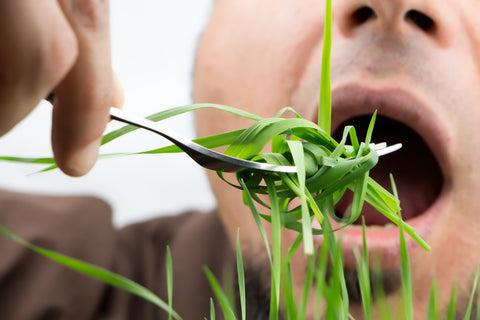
<box><xmin>405</xmin><ymin>10</ymin><xmax>435</xmax><ymax>33</ymax></box>
<box><xmin>351</xmin><ymin>6</ymin><xmax>376</xmax><ymax>26</ymax></box>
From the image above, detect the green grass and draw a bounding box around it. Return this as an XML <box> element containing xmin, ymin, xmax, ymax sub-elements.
<box><xmin>0</xmin><ymin>0</ymin><xmax>477</xmax><ymax>318</ymax></box>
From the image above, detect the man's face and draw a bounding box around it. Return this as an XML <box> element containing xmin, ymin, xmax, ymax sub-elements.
<box><xmin>194</xmin><ymin>0</ymin><xmax>480</xmax><ymax>316</ymax></box>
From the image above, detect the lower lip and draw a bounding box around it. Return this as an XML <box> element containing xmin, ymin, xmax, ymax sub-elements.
<box><xmin>311</xmin><ymin>189</ymin><xmax>449</xmax><ymax>268</ymax></box>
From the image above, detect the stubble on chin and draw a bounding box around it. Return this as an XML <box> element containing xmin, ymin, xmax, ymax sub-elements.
<box><xmin>240</xmin><ymin>248</ymin><xmax>279</xmax><ymax>320</ymax></box>
<box><xmin>239</xmin><ymin>246</ymin><xmax>477</xmax><ymax>319</ymax></box>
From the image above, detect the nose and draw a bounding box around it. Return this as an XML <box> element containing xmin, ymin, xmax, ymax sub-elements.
<box><xmin>334</xmin><ymin>0</ymin><xmax>453</xmax><ymax>45</ymax></box>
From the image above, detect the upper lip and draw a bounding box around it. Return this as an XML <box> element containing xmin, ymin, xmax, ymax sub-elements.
<box><xmin>330</xmin><ymin>83</ymin><xmax>453</xmax><ymax>181</ymax></box>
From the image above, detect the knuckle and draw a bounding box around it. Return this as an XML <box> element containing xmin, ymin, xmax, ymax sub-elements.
<box><xmin>66</xmin><ymin>0</ymin><xmax>110</xmax><ymax>30</ymax></box>
<box><xmin>43</xmin><ymin>26</ymin><xmax>79</xmax><ymax>83</ymax></box>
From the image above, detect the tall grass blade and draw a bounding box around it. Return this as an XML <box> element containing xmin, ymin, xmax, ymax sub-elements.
<box><xmin>322</xmin><ymin>217</ymin><xmax>349</xmax><ymax>318</ymax></box>
<box><xmin>0</xmin><ymin>225</ymin><xmax>181</xmax><ymax>320</ymax></box>
<box><xmin>210</xmin><ymin>298</ymin><xmax>216</xmax><ymax>320</ymax></box>
<box><xmin>390</xmin><ymin>174</ymin><xmax>413</xmax><ymax>320</ymax></box>
<box><xmin>463</xmin><ymin>267</ymin><xmax>480</xmax><ymax>320</ymax></box>
<box><xmin>266</xmin><ymin>177</ymin><xmax>281</xmax><ymax>319</ymax></box>
<box><xmin>364</xmin><ymin>111</ymin><xmax>377</xmax><ymax>146</ymax></box>
<box><xmin>426</xmin><ymin>277</ymin><xmax>438</xmax><ymax>320</ymax></box>
<box><xmin>283</xmin><ymin>262</ymin><xmax>297</xmax><ymax>320</ymax></box>
<box><xmin>288</xmin><ymin>140</ymin><xmax>314</xmax><ymax>255</ymax></box>
<box><xmin>477</xmin><ymin>280</ymin><xmax>480</xmax><ymax>320</ymax></box>
<box><xmin>297</xmin><ymin>256</ymin><xmax>316</xmax><ymax>320</ymax></box>
<box><xmin>166</xmin><ymin>246</ymin><xmax>173</xmax><ymax>320</ymax></box>
<box><xmin>314</xmin><ymin>233</ymin><xmax>329</xmax><ymax>320</ymax></box>
<box><xmin>239</xmin><ymin>178</ymin><xmax>273</xmax><ymax>265</ymax></box>
<box><xmin>236</xmin><ymin>231</ymin><xmax>246</xmax><ymax>320</ymax></box>
<box><xmin>353</xmin><ymin>219</ymin><xmax>372</xmax><ymax>320</ymax></box>
<box><xmin>282</xmin><ymin>233</ymin><xmax>303</xmax><ymax>273</ymax></box>
<box><xmin>102</xmin><ymin>103</ymin><xmax>261</xmax><ymax>145</ymax></box>
<box><xmin>318</xmin><ymin>0</ymin><xmax>332</xmax><ymax>134</ymax></box>
<box><xmin>0</xmin><ymin>156</ymin><xmax>55</xmax><ymax>164</ymax></box>
<box><xmin>446</xmin><ymin>284</ymin><xmax>457</xmax><ymax>320</ymax></box>
<box><xmin>204</xmin><ymin>267</ymin><xmax>237</xmax><ymax>320</ymax></box>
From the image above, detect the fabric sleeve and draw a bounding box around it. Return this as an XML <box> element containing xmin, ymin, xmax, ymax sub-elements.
<box><xmin>0</xmin><ymin>189</ymin><xmax>234</xmax><ymax>320</ymax></box>
<box><xmin>0</xmin><ymin>189</ymin><xmax>115</xmax><ymax>320</ymax></box>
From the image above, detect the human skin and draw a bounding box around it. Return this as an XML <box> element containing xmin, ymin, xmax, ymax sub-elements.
<box><xmin>194</xmin><ymin>0</ymin><xmax>480</xmax><ymax>317</ymax></box>
<box><xmin>0</xmin><ymin>0</ymin><xmax>122</xmax><ymax>177</ymax></box>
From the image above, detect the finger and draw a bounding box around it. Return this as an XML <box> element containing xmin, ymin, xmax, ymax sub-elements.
<box><xmin>112</xmin><ymin>72</ymin><xmax>124</xmax><ymax>110</ymax></box>
<box><xmin>0</xmin><ymin>0</ymin><xmax>77</xmax><ymax>136</ymax></box>
<box><xmin>52</xmin><ymin>0</ymin><xmax>113</xmax><ymax>177</ymax></box>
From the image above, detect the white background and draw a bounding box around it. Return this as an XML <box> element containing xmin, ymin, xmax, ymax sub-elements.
<box><xmin>0</xmin><ymin>0</ymin><xmax>216</xmax><ymax>227</ymax></box>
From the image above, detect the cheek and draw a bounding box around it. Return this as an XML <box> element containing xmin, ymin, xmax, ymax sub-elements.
<box><xmin>194</xmin><ymin>0</ymin><xmax>326</xmax><ymax>132</ymax></box>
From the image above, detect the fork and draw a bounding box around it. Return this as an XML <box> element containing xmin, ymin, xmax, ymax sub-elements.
<box><xmin>109</xmin><ymin>107</ymin><xmax>402</xmax><ymax>173</ymax></box>
<box><xmin>110</xmin><ymin>107</ymin><xmax>297</xmax><ymax>173</ymax></box>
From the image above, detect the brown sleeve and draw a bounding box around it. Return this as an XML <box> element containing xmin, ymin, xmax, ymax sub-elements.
<box><xmin>0</xmin><ymin>189</ymin><xmax>234</xmax><ymax>320</ymax></box>
<box><xmin>0</xmin><ymin>189</ymin><xmax>115</xmax><ymax>320</ymax></box>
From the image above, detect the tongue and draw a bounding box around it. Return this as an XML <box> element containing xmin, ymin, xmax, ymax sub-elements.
<box><xmin>333</xmin><ymin>116</ymin><xmax>443</xmax><ymax>225</ymax></box>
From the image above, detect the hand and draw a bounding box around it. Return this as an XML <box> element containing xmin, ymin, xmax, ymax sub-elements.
<box><xmin>0</xmin><ymin>0</ymin><xmax>123</xmax><ymax>176</ymax></box>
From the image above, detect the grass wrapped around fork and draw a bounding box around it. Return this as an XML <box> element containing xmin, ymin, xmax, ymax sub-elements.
<box><xmin>216</xmin><ymin>109</ymin><xmax>429</xmax><ymax>255</ymax></box>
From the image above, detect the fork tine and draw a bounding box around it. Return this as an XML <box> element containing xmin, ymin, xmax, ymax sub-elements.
<box><xmin>375</xmin><ymin>143</ymin><xmax>403</xmax><ymax>157</ymax></box>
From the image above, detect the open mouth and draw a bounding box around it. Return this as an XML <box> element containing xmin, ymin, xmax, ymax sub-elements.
<box><xmin>332</xmin><ymin>114</ymin><xmax>444</xmax><ymax>226</ymax></box>
<box><xmin>309</xmin><ymin>85</ymin><xmax>454</xmax><ymax>268</ymax></box>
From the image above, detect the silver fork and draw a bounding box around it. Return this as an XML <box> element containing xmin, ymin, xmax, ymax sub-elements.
<box><xmin>110</xmin><ymin>107</ymin><xmax>402</xmax><ymax>173</ymax></box>
<box><xmin>110</xmin><ymin>107</ymin><xmax>297</xmax><ymax>173</ymax></box>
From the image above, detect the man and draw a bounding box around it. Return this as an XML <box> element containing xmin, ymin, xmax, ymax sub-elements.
<box><xmin>0</xmin><ymin>0</ymin><xmax>478</xmax><ymax>319</ymax></box>
<box><xmin>195</xmin><ymin>0</ymin><xmax>479</xmax><ymax>317</ymax></box>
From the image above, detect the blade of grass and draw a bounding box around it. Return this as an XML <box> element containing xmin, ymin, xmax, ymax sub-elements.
<box><xmin>288</xmin><ymin>140</ymin><xmax>314</xmax><ymax>255</ymax></box>
<box><xmin>266</xmin><ymin>176</ymin><xmax>282</xmax><ymax>319</ymax></box>
<box><xmin>477</xmin><ymin>280</ymin><xmax>480</xmax><ymax>320</ymax></box>
<box><xmin>239</xmin><ymin>178</ymin><xmax>273</xmax><ymax>266</ymax></box>
<box><xmin>446</xmin><ymin>284</ymin><xmax>457</xmax><ymax>320</ymax></box>
<box><xmin>297</xmin><ymin>256</ymin><xmax>316</xmax><ymax>320</ymax></box>
<box><xmin>31</xmin><ymin>129</ymin><xmax>246</xmax><ymax>173</ymax></box>
<box><xmin>236</xmin><ymin>231</ymin><xmax>246</xmax><ymax>320</ymax></box>
<box><xmin>323</xmin><ymin>216</ymin><xmax>349</xmax><ymax>318</ymax></box>
<box><xmin>463</xmin><ymin>267</ymin><xmax>480</xmax><ymax>320</ymax></box>
<box><xmin>268</xmin><ymin>275</ymin><xmax>279</xmax><ymax>320</ymax></box>
<box><xmin>0</xmin><ymin>225</ymin><xmax>181</xmax><ymax>320</ymax></box>
<box><xmin>313</xmin><ymin>227</ymin><xmax>330</xmax><ymax>320</ymax></box>
<box><xmin>349</xmin><ymin>171</ymin><xmax>369</xmax><ymax>225</ymax></box>
<box><xmin>426</xmin><ymin>277</ymin><xmax>438</xmax><ymax>320</ymax></box>
<box><xmin>318</xmin><ymin>0</ymin><xmax>332</xmax><ymax>134</ymax></box>
<box><xmin>283</xmin><ymin>262</ymin><xmax>297</xmax><ymax>320</ymax></box>
<box><xmin>210</xmin><ymin>298</ymin><xmax>216</xmax><ymax>320</ymax></box>
<box><xmin>353</xmin><ymin>246</ymin><xmax>372</xmax><ymax>320</ymax></box>
<box><xmin>222</xmin><ymin>269</ymin><xmax>236</xmax><ymax>314</ymax></box>
<box><xmin>204</xmin><ymin>267</ymin><xmax>237</xmax><ymax>320</ymax></box>
<box><xmin>102</xmin><ymin>103</ymin><xmax>262</xmax><ymax>145</ymax></box>
<box><xmin>166</xmin><ymin>246</ymin><xmax>173</xmax><ymax>320</ymax></box>
<box><xmin>364</xmin><ymin>111</ymin><xmax>377</xmax><ymax>146</ymax></box>
<box><xmin>281</xmin><ymin>233</ymin><xmax>303</xmax><ymax>273</ymax></box>
<box><xmin>364</xmin><ymin>178</ymin><xmax>430</xmax><ymax>251</ymax></box>
<box><xmin>353</xmin><ymin>219</ymin><xmax>372</xmax><ymax>320</ymax></box>
<box><xmin>225</xmin><ymin>118</ymin><xmax>322</xmax><ymax>159</ymax></box>
<box><xmin>390</xmin><ymin>174</ymin><xmax>413</xmax><ymax>320</ymax></box>
<box><xmin>0</xmin><ymin>156</ymin><xmax>56</xmax><ymax>164</ymax></box>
